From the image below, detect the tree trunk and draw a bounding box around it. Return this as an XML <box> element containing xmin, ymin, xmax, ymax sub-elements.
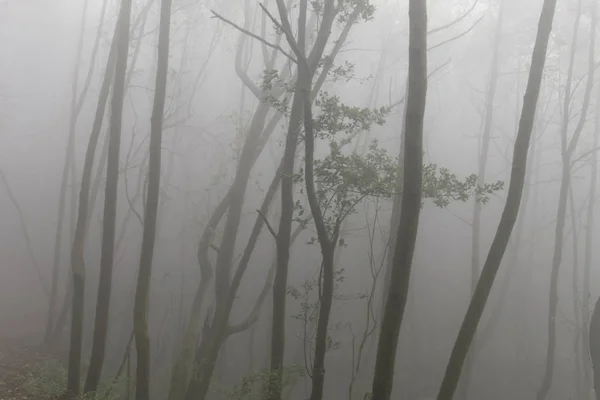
<box><xmin>82</xmin><ymin>0</ymin><xmax>133</xmax><ymax>391</ymax></box>
<box><xmin>370</xmin><ymin>0</ymin><xmax>428</xmax><ymax>398</ymax></box>
<box><xmin>133</xmin><ymin>0</ymin><xmax>171</xmax><ymax>398</ymax></box>
<box><xmin>68</xmin><ymin>22</ymin><xmax>117</xmax><ymax>395</ymax></box>
<box><xmin>435</xmin><ymin>0</ymin><xmax>558</xmax><ymax>397</ymax></box>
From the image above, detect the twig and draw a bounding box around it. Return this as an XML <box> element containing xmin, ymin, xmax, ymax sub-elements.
<box><xmin>428</xmin><ymin>0</ymin><xmax>479</xmax><ymax>35</ymax></box>
<box><xmin>0</xmin><ymin>168</ymin><xmax>48</xmax><ymax>298</ymax></box>
<box><xmin>390</xmin><ymin>58</ymin><xmax>452</xmax><ymax>108</ymax></box>
<box><xmin>428</xmin><ymin>14</ymin><xmax>484</xmax><ymax>51</ymax></box>
<box><xmin>210</xmin><ymin>10</ymin><xmax>297</xmax><ymax>63</ymax></box>
<box><xmin>259</xmin><ymin>2</ymin><xmax>287</xmax><ymax>35</ymax></box>
<box><xmin>257</xmin><ymin>209</ymin><xmax>278</xmax><ymax>239</ymax></box>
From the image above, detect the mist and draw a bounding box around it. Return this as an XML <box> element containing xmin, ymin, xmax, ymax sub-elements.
<box><xmin>0</xmin><ymin>0</ymin><xmax>595</xmax><ymax>399</ymax></box>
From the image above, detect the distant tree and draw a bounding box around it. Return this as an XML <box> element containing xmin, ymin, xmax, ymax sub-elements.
<box><xmin>45</xmin><ymin>0</ymin><xmax>108</xmax><ymax>345</ymax></box>
<box><xmin>584</xmin><ymin>73</ymin><xmax>600</xmax><ymax>400</ymax></box>
<box><xmin>538</xmin><ymin>0</ymin><xmax>597</xmax><ymax>397</ymax></box>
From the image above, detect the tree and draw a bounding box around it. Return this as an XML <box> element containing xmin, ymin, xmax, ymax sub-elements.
<box><xmin>538</xmin><ymin>0</ymin><xmax>597</xmax><ymax>397</ymax></box>
<box><xmin>369</xmin><ymin>0</ymin><xmax>427</xmax><ymax>399</ymax></box>
<box><xmin>65</xmin><ymin>0</ymin><xmax>132</xmax><ymax>395</ymax></box>
<box><xmin>82</xmin><ymin>13</ymin><xmax>128</xmax><ymax>395</ymax></box>
<box><xmin>178</xmin><ymin>3</ymin><xmax>373</xmax><ymax>399</ymax></box>
<box><xmin>435</xmin><ymin>0</ymin><xmax>559</xmax><ymax>396</ymax></box>
<box><xmin>133</xmin><ymin>0</ymin><xmax>172</xmax><ymax>398</ymax></box>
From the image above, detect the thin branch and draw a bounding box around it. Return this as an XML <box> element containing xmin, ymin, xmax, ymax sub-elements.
<box><xmin>0</xmin><ymin>168</ymin><xmax>48</xmax><ymax>298</ymax></box>
<box><xmin>211</xmin><ymin>10</ymin><xmax>297</xmax><ymax>63</ymax></box>
<box><xmin>428</xmin><ymin>14</ymin><xmax>484</xmax><ymax>51</ymax></box>
<box><xmin>428</xmin><ymin>0</ymin><xmax>479</xmax><ymax>35</ymax></box>
<box><xmin>390</xmin><ymin>58</ymin><xmax>451</xmax><ymax>108</ymax></box>
<box><xmin>257</xmin><ymin>209</ymin><xmax>278</xmax><ymax>239</ymax></box>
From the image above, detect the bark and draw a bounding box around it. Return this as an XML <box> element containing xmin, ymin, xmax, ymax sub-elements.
<box><xmin>133</xmin><ymin>0</ymin><xmax>171</xmax><ymax>398</ymax></box>
<box><xmin>370</xmin><ymin>0</ymin><xmax>427</xmax><ymax>398</ymax></box>
<box><xmin>435</xmin><ymin>0</ymin><xmax>558</xmax><ymax>396</ymax></box>
<box><xmin>538</xmin><ymin>0</ymin><xmax>596</xmax><ymax>396</ymax></box>
<box><xmin>459</xmin><ymin>5</ymin><xmax>503</xmax><ymax>396</ymax></box>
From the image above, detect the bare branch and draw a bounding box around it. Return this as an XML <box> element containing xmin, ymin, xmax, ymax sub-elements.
<box><xmin>428</xmin><ymin>0</ymin><xmax>479</xmax><ymax>35</ymax></box>
<box><xmin>428</xmin><ymin>14</ymin><xmax>484</xmax><ymax>52</ymax></box>
<box><xmin>390</xmin><ymin>58</ymin><xmax>451</xmax><ymax>108</ymax></box>
<box><xmin>257</xmin><ymin>209</ymin><xmax>278</xmax><ymax>239</ymax></box>
<box><xmin>0</xmin><ymin>168</ymin><xmax>48</xmax><ymax>298</ymax></box>
<box><xmin>211</xmin><ymin>10</ymin><xmax>297</xmax><ymax>64</ymax></box>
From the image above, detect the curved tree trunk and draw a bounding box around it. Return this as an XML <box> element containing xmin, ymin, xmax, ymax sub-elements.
<box><xmin>435</xmin><ymin>0</ymin><xmax>558</xmax><ymax>397</ymax></box>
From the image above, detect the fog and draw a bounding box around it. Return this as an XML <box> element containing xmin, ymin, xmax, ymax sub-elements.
<box><xmin>0</xmin><ymin>0</ymin><xmax>596</xmax><ymax>399</ymax></box>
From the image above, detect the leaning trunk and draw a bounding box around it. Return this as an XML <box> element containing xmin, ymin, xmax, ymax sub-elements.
<box><xmin>435</xmin><ymin>0</ymin><xmax>557</xmax><ymax>397</ymax></box>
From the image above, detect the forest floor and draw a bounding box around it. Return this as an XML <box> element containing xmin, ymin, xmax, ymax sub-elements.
<box><xmin>0</xmin><ymin>338</ymin><xmax>59</xmax><ymax>400</ymax></box>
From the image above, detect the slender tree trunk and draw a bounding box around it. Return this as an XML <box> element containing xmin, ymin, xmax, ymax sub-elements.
<box><xmin>65</xmin><ymin>26</ymin><xmax>116</xmax><ymax>395</ymax></box>
<box><xmin>83</xmin><ymin>0</ymin><xmax>133</xmax><ymax>391</ymax></box>
<box><xmin>435</xmin><ymin>0</ymin><xmax>558</xmax><ymax>396</ymax></box>
<box><xmin>370</xmin><ymin>0</ymin><xmax>428</xmax><ymax>398</ymax></box>
<box><xmin>133</xmin><ymin>0</ymin><xmax>171</xmax><ymax>398</ymax></box>
<box><xmin>269</xmin><ymin>1</ymin><xmax>338</xmax><ymax>398</ymax></box>
<box><xmin>302</xmin><ymin>47</ymin><xmax>336</xmax><ymax>400</ymax></box>
<box><xmin>269</xmin><ymin>90</ymin><xmax>305</xmax><ymax>400</ymax></box>
<box><xmin>538</xmin><ymin>0</ymin><xmax>596</xmax><ymax>396</ymax></box>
